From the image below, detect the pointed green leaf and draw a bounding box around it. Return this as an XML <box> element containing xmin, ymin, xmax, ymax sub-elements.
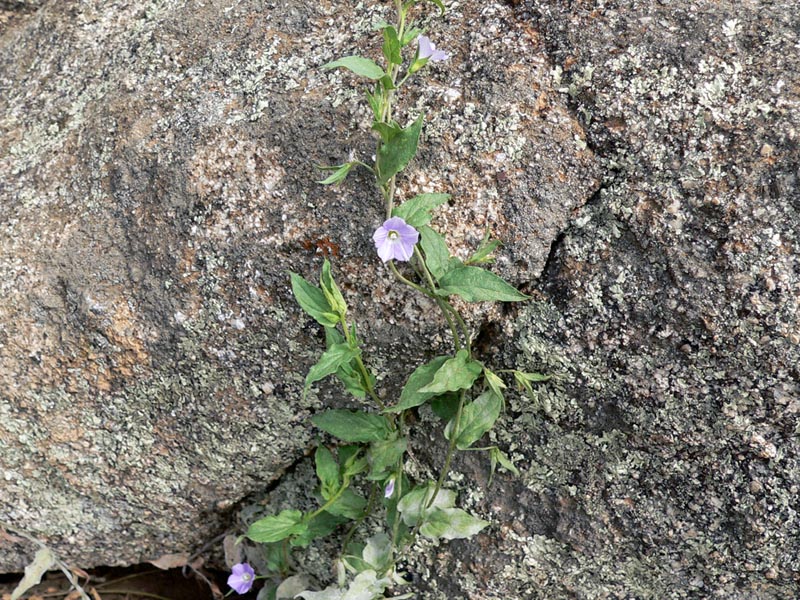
<box><xmin>325</xmin><ymin>488</ymin><xmax>368</xmax><ymax>520</ymax></box>
<box><xmin>513</xmin><ymin>370</ymin><xmax>551</xmax><ymax>397</ymax></box>
<box><xmin>418</xmin><ymin>349</ymin><xmax>482</xmax><ymax>394</ymax></box>
<box><xmin>445</xmin><ymin>390</ymin><xmax>502</xmax><ymax>450</ymax></box>
<box><xmin>290</xmin><ymin>272</ymin><xmax>339</xmax><ymax>327</ymax></box>
<box><xmin>291</xmin><ymin>512</ymin><xmax>345</xmax><ymax>548</ymax></box>
<box><xmin>376</xmin><ymin>114</ymin><xmax>424</xmax><ymax>186</ymax></box>
<box><xmin>305</xmin><ymin>343</ymin><xmax>359</xmax><ymax>391</ymax></box>
<box><xmin>247</xmin><ymin>510</ymin><xmax>306</xmax><ymax>543</ymax></box>
<box><xmin>466</xmin><ymin>229</ymin><xmax>502</xmax><ymax>265</ymax></box>
<box><xmin>367</xmin><ymin>436</ymin><xmax>407</xmax><ymax>480</ymax></box>
<box><xmin>362</xmin><ymin>532</ymin><xmax>393</xmax><ymax>571</ymax></box>
<box><xmin>372</xmin><ymin>121</ymin><xmax>402</xmax><ymax>144</ymax></box>
<box><xmin>515</xmin><ymin>370</ymin><xmax>551</xmax><ymax>383</ymax></box>
<box><xmin>401</xmin><ymin>27</ymin><xmax>424</xmax><ymax>46</ymax></box>
<box><xmin>419</xmin><ymin>225</ymin><xmax>455</xmax><ymax>280</ymax></box>
<box><xmin>320</xmin><ymin>259</ymin><xmax>347</xmax><ymax>318</ymax></box>
<box><xmin>430</xmin><ymin>392</ymin><xmax>460</xmax><ymax>420</ymax></box>
<box><xmin>315</xmin><ymin>446</ymin><xmax>340</xmax><ymax>500</ymax></box>
<box><xmin>483</xmin><ymin>368</ymin><xmax>507</xmax><ymax>411</ymax></box>
<box><xmin>382</xmin><ymin>26</ymin><xmax>402</xmax><ymax>65</ymax></box>
<box><xmin>392</xmin><ymin>193</ymin><xmax>450</xmax><ymax>228</ymax></box>
<box><xmin>317</xmin><ymin>161</ymin><xmax>357</xmax><ymax>185</ymax></box>
<box><xmin>492</xmin><ymin>447</ymin><xmax>520</xmax><ymax>477</ymax></box>
<box><xmin>426</xmin><ymin>0</ymin><xmax>446</xmax><ymax>16</ymax></box>
<box><xmin>311</xmin><ymin>409</ymin><xmax>392</xmax><ymax>443</ymax></box>
<box><xmin>384</xmin><ymin>355</ymin><xmax>449</xmax><ymax>412</ymax></box>
<box><xmin>419</xmin><ymin>507</ymin><xmax>489</xmax><ymax>541</ymax></box>
<box><xmin>324</xmin><ymin>56</ymin><xmax>386</xmax><ymax>80</ymax></box>
<box><xmin>396</xmin><ymin>483</ymin><xmax>456</xmax><ymax>526</ymax></box>
<box><xmin>366</xmin><ymin>87</ymin><xmax>383</xmax><ymax>121</ymax></box>
<box><xmin>437</xmin><ymin>266</ymin><xmax>529</xmax><ymax>302</ymax></box>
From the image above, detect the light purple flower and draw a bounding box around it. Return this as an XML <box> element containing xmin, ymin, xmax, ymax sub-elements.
<box><xmin>373</xmin><ymin>217</ymin><xmax>419</xmax><ymax>263</ymax></box>
<box><xmin>384</xmin><ymin>478</ymin><xmax>396</xmax><ymax>498</ymax></box>
<box><xmin>417</xmin><ymin>35</ymin><xmax>449</xmax><ymax>62</ymax></box>
<box><xmin>228</xmin><ymin>562</ymin><xmax>256</xmax><ymax>595</ymax></box>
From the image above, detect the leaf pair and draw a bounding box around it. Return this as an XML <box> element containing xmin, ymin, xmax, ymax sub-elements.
<box><xmin>384</xmin><ymin>350</ymin><xmax>481</xmax><ymax>413</ymax></box>
<box><xmin>396</xmin><ymin>483</ymin><xmax>488</xmax><ymax>541</ymax></box>
<box><xmin>417</xmin><ymin>226</ymin><xmax>529</xmax><ymax>302</ymax></box>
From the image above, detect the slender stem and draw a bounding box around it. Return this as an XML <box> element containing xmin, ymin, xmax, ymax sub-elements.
<box><xmin>306</xmin><ymin>476</ymin><xmax>352</xmax><ymax>521</ymax></box>
<box><xmin>341</xmin><ymin>484</ymin><xmax>378</xmax><ymax>553</ymax></box>
<box><xmin>388</xmin><ymin>261</ymin><xmax>437</xmax><ymax>299</ymax></box>
<box><xmin>412</xmin><ymin>255</ymin><xmax>462</xmax><ymax>352</ymax></box>
<box><xmin>340</xmin><ymin>317</ymin><xmax>386</xmax><ymax>410</ymax></box>
<box><xmin>427</xmin><ymin>389</ymin><xmax>466</xmax><ymax>508</ymax></box>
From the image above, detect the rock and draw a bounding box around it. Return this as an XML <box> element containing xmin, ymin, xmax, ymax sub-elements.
<box><xmin>401</xmin><ymin>1</ymin><xmax>800</xmax><ymax>598</ymax></box>
<box><xmin>0</xmin><ymin>0</ymin><xmax>596</xmax><ymax>572</ymax></box>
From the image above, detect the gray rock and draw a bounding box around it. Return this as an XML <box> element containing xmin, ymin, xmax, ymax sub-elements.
<box><xmin>0</xmin><ymin>0</ymin><xmax>596</xmax><ymax>572</ymax></box>
<box><xmin>403</xmin><ymin>1</ymin><xmax>800</xmax><ymax>598</ymax></box>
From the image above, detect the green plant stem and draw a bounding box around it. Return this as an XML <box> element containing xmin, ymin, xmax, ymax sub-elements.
<box><xmin>306</xmin><ymin>476</ymin><xmax>352</xmax><ymax>522</ymax></box>
<box><xmin>341</xmin><ymin>483</ymin><xmax>378</xmax><ymax>554</ymax></box>
<box><xmin>340</xmin><ymin>317</ymin><xmax>386</xmax><ymax>410</ymax></box>
<box><xmin>412</xmin><ymin>255</ymin><xmax>467</xmax><ymax>352</ymax></box>
<box><xmin>427</xmin><ymin>389</ymin><xmax>466</xmax><ymax>508</ymax></box>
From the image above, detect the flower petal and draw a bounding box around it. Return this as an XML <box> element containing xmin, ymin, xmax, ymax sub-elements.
<box><xmin>417</xmin><ymin>35</ymin><xmax>434</xmax><ymax>59</ymax></box>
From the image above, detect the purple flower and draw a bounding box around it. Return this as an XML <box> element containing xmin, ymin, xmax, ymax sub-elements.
<box><xmin>373</xmin><ymin>217</ymin><xmax>419</xmax><ymax>263</ymax></box>
<box><xmin>417</xmin><ymin>35</ymin><xmax>449</xmax><ymax>62</ymax></box>
<box><xmin>384</xmin><ymin>478</ymin><xmax>396</xmax><ymax>498</ymax></box>
<box><xmin>228</xmin><ymin>563</ymin><xmax>256</xmax><ymax>595</ymax></box>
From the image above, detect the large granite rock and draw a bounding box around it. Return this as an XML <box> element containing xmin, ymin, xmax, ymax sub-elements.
<box><xmin>0</xmin><ymin>0</ymin><xmax>597</xmax><ymax>572</ymax></box>
<box><xmin>399</xmin><ymin>1</ymin><xmax>800</xmax><ymax>598</ymax></box>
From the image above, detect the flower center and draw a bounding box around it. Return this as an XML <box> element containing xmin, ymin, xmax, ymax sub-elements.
<box><xmin>242</xmin><ymin>573</ymin><xmax>251</xmax><ymax>581</ymax></box>
<box><xmin>388</xmin><ymin>230</ymin><xmax>399</xmax><ymax>240</ymax></box>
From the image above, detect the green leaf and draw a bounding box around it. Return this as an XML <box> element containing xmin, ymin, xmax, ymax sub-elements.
<box><xmin>401</xmin><ymin>27</ymin><xmax>424</xmax><ymax>46</ymax></box>
<box><xmin>384</xmin><ymin>355</ymin><xmax>449</xmax><ymax>413</ymax></box>
<box><xmin>338</xmin><ymin>445</ymin><xmax>368</xmax><ymax>477</ymax></box>
<box><xmin>291</xmin><ymin>512</ymin><xmax>345</xmax><ymax>548</ymax></box>
<box><xmin>382</xmin><ymin>26</ymin><xmax>402</xmax><ymax>65</ymax></box>
<box><xmin>317</xmin><ymin>161</ymin><xmax>357</xmax><ymax>185</ymax></box>
<box><xmin>397</xmin><ymin>483</ymin><xmax>456</xmax><ymax>526</ymax></box>
<box><xmin>290</xmin><ymin>272</ymin><xmax>339</xmax><ymax>327</ymax></box>
<box><xmin>362</xmin><ymin>532</ymin><xmax>393</xmax><ymax>571</ymax></box>
<box><xmin>392</xmin><ymin>193</ymin><xmax>450</xmax><ymax>228</ymax></box>
<box><xmin>426</xmin><ymin>0</ymin><xmax>446</xmax><ymax>16</ymax></box>
<box><xmin>320</xmin><ymin>259</ymin><xmax>347</xmax><ymax>318</ymax></box>
<box><xmin>315</xmin><ymin>446</ymin><xmax>340</xmax><ymax>500</ymax></box>
<box><xmin>371</xmin><ymin>121</ymin><xmax>401</xmax><ymax>144</ymax></box>
<box><xmin>418</xmin><ymin>349</ymin><xmax>482</xmax><ymax>395</ymax></box>
<box><xmin>247</xmin><ymin>510</ymin><xmax>306</xmax><ymax>543</ymax></box>
<box><xmin>311</xmin><ymin>409</ymin><xmax>392</xmax><ymax>443</ymax></box>
<box><xmin>437</xmin><ymin>266</ymin><xmax>529</xmax><ymax>302</ymax></box>
<box><xmin>445</xmin><ymin>390</ymin><xmax>502</xmax><ymax>450</ymax></box>
<box><xmin>513</xmin><ymin>370</ymin><xmax>551</xmax><ymax>397</ymax></box>
<box><xmin>325</xmin><ymin>487</ymin><xmax>368</xmax><ymax>520</ymax></box>
<box><xmin>367</xmin><ymin>436</ymin><xmax>407</xmax><ymax>480</ymax></box>
<box><xmin>305</xmin><ymin>343</ymin><xmax>359</xmax><ymax>391</ymax></box>
<box><xmin>465</xmin><ymin>229</ymin><xmax>502</xmax><ymax>265</ymax></box>
<box><xmin>483</xmin><ymin>368</ymin><xmax>507</xmax><ymax>411</ymax></box>
<box><xmin>419</xmin><ymin>226</ymin><xmax>458</xmax><ymax>280</ymax></box>
<box><xmin>366</xmin><ymin>86</ymin><xmax>384</xmax><ymax>121</ymax></box>
<box><xmin>491</xmin><ymin>447</ymin><xmax>520</xmax><ymax>478</ymax></box>
<box><xmin>419</xmin><ymin>507</ymin><xmax>489</xmax><ymax>541</ymax></box>
<box><xmin>376</xmin><ymin>114</ymin><xmax>424</xmax><ymax>186</ymax></box>
<box><xmin>430</xmin><ymin>392</ymin><xmax>460</xmax><ymax>420</ymax></box>
<box><xmin>324</xmin><ymin>56</ymin><xmax>386</xmax><ymax>80</ymax></box>
<box><xmin>514</xmin><ymin>370</ymin><xmax>551</xmax><ymax>383</ymax></box>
